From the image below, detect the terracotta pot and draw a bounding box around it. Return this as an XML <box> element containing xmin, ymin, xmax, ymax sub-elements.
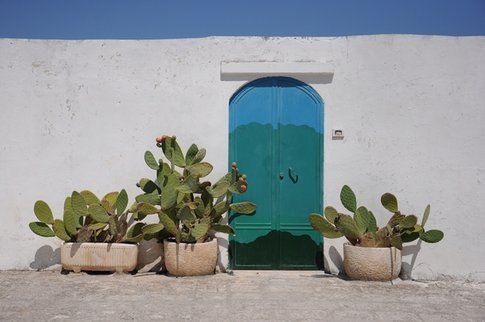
<box><xmin>163</xmin><ymin>238</ymin><xmax>217</xmax><ymax>276</ymax></box>
<box><xmin>343</xmin><ymin>243</ymin><xmax>401</xmax><ymax>281</ymax></box>
<box><xmin>61</xmin><ymin>242</ymin><xmax>138</xmax><ymax>273</ymax></box>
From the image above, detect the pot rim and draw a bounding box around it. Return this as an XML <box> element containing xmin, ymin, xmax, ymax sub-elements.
<box><xmin>343</xmin><ymin>242</ymin><xmax>400</xmax><ymax>251</ymax></box>
<box><xmin>163</xmin><ymin>237</ymin><xmax>217</xmax><ymax>245</ymax></box>
<box><xmin>62</xmin><ymin>242</ymin><xmax>138</xmax><ymax>247</ymax></box>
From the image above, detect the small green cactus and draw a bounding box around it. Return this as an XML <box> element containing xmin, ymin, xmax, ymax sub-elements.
<box><xmin>309</xmin><ymin>185</ymin><xmax>444</xmax><ymax>250</ymax></box>
<box><xmin>29</xmin><ymin>189</ymin><xmax>150</xmax><ymax>243</ymax></box>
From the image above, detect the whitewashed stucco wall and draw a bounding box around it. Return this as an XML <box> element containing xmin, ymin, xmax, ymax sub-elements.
<box><xmin>1</xmin><ymin>36</ymin><xmax>484</xmax><ymax>280</ymax></box>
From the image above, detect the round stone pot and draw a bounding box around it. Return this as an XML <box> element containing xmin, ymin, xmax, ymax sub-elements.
<box><xmin>343</xmin><ymin>244</ymin><xmax>401</xmax><ymax>281</ymax></box>
<box><xmin>163</xmin><ymin>238</ymin><xmax>218</xmax><ymax>276</ymax></box>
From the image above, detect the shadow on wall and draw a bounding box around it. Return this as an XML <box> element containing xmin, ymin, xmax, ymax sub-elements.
<box><xmin>324</xmin><ymin>245</ymin><xmax>343</xmax><ymax>275</ymax></box>
<box><xmin>217</xmin><ymin>237</ymin><xmax>229</xmax><ymax>273</ymax></box>
<box><xmin>30</xmin><ymin>245</ymin><xmax>61</xmax><ymax>270</ymax></box>
<box><xmin>229</xmin><ymin>230</ymin><xmax>323</xmax><ymax>269</ymax></box>
<box><xmin>401</xmin><ymin>239</ymin><xmax>423</xmax><ymax>279</ymax></box>
<box><xmin>221</xmin><ymin>73</ymin><xmax>334</xmax><ymax>85</ymax></box>
<box><xmin>137</xmin><ymin>239</ymin><xmax>164</xmax><ymax>273</ymax></box>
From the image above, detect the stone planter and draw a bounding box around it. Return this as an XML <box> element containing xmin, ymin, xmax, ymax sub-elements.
<box><xmin>343</xmin><ymin>243</ymin><xmax>401</xmax><ymax>281</ymax></box>
<box><xmin>164</xmin><ymin>238</ymin><xmax>217</xmax><ymax>276</ymax></box>
<box><xmin>61</xmin><ymin>243</ymin><xmax>138</xmax><ymax>273</ymax></box>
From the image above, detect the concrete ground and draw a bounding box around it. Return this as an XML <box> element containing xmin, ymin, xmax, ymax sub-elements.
<box><xmin>0</xmin><ymin>271</ymin><xmax>484</xmax><ymax>321</ymax></box>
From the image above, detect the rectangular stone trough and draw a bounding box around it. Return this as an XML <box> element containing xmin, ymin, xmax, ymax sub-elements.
<box><xmin>61</xmin><ymin>243</ymin><xmax>138</xmax><ymax>273</ymax></box>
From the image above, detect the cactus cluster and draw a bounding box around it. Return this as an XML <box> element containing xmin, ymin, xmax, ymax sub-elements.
<box><xmin>309</xmin><ymin>185</ymin><xmax>444</xmax><ymax>250</ymax></box>
<box><xmin>27</xmin><ymin>136</ymin><xmax>256</xmax><ymax>245</ymax></box>
<box><xmin>29</xmin><ymin>190</ymin><xmax>153</xmax><ymax>243</ymax></box>
<box><xmin>132</xmin><ymin>135</ymin><xmax>256</xmax><ymax>243</ymax></box>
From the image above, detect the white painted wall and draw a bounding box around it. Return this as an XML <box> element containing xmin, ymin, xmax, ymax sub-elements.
<box><xmin>1</xmin><ymin>36</ymin><xmax>484</xmax><ymax>280</ymax></box>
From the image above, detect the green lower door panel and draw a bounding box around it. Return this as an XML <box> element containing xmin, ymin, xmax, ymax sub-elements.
<box><xmin>229</xmin><ymin>229</ymin><xmax>277</xmax><ymax>269</ymax></box>
<box><xmin>229</xmin><ymin>77</ymin><xmax>323</xmax><ymax>270</ymax></box>
<box><xmin>278</xmin><ymin>229</ymin><xmax>323</xmax><ymax>269</ymax></box>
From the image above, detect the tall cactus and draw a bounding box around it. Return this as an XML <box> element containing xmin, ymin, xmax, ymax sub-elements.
<box><xmin>134</xmin><ymin>135</ymin><xmax>256</xmax><ymax>244</ymax></box>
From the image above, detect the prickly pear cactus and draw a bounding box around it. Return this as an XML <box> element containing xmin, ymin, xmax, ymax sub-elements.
<box><xmin>308</xmin><ymin>185</ymin><xmax>444</xmax><ymax>250</ymax></box>
<box><xmin>29</xmin><ymin>189</ymin><xmax>149</xmax><ymax>243</ymax></box>
<box><xmin>133</xmin><ymin>135</ymin><xmax>257</xmax><ymax>244</ymax></box>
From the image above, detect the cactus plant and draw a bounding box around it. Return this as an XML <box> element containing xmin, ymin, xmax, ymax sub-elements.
<box><xmin>29</xmin><ymin>189</ymin><xmax>150</xmax><ymax>243</ymax></box>
<box><xmin>133</xmin><ymin>135</ymin><xmax>256</xmax><ymax>244</ymax></box>
<box><xmin>309</xmin><ymin>185</ymin><xmax>444</xmax><ymax>250</ymax></box>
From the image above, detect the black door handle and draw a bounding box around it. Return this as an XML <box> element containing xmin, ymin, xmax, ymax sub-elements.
<box><xmin>288</xmin><ymin>167</ymin><xmax>298</xmax><ymax>183</ymax></box>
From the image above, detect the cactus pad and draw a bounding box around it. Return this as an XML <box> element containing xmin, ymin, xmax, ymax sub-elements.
<box><xmin>324</xmin><ymin>206</ymin><xmax>339</xmax><ymax>224</ymax></box>
<box><xmin>141</xmin><ymin>223</ymin><xmax>165</xmax><ymax>235</ymax></box>
<box><xmin>381</xmin><ymin>193</ymin><xmax>398</xmax><ymax>213</ymax></box>
<box><xmin>80</xmin><ymin>190</ymin><xmax>100</xmax><ymax>205</ymax></box>
<box><xmin>335</xmin><ymin>214</ymin><xmax>361</xmax><ymax>240</ymax></box>
<box><xmin>88</xmin><ymin>204</ymin><xmax>110</xmax><ymax>223</ymax></box>
<box><xmin>33</xmin><ymin>200</ymin><xmax>54</xmax><ymax>224</ymax></box>
<box><xmin>309</xmin><ymin>214</ymin><xmax>343</xmax><ymax>239</ymax></box>
<box><xmin>211</xmin><ymin>224</ymin><xmax>235</xmax><ymax>234</ymax></box>
<box><xmin>186</xmin><ymin>162</ymin><xmax>213</xmax><ymax>178</ymax></box>
<box><xmin>340</xmin><ymin>185</ymin><xmax>357</xmax><ymax>212</ymax></box>
<box><xmin>191</xmin><ymin>222</ymin><xmax>209</xmax><ymax>241</ymax></box>
<box><xmin>115</xmin><ymin>189</ymin><xmax>129</xmax><ymax>215</ymax></box>
<box><xmin>422</xmin><ymin>205</ymin><xmax>430</xmax><ymax>227</ymax></box>
<box><xmin>230</xmin><ymin>202</ymin><xmax>256</xmax><ymax>214</ymax></box>
<box><xmin>63</xmin><ymin>208</ymin><xmax>78</xmax><ymax>236</ymax></box>
<box><xmin>420</xmin><ymin>229</ymin><xmax>444</xmax><ymax>243</ymax></box>
<box><xmin>29</xmin><ymin>222</ymin><xmax>55</xmax><ymax>237</ymax></box>
<box><xmin>144</xmin><ymin>151</ymin><xmax>159</xmax><ymax>170</ymax></box>
<box><xmin>52</xmin><ymin>219</ymin><xmax>71</xmax><ymax>241</ymax></box>
<box><xmin>192</xmin><ymin>148</ymin><xmax>206</xmax><ymax>164</ymax></box>
<box><xmin>185</xmin><ymin>144</ymin><xmax>199</xmax><ymax>165</ymax></box>
<box><xmin>399</xmin><ymin>215</ymin><xmax>418</xmax><ymax>230</ymax></box>
<box><xmin>160</xmin><ymin>173</ymin><xmax>179</xmax><ymax>209</ymax></box>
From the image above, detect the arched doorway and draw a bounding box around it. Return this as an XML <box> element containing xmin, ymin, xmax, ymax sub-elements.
<box><xmin>229</xmin><ymin>77</ymin><xmax>324</xmax><ymax>269</ymax></box>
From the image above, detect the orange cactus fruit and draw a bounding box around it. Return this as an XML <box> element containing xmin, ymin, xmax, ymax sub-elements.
<box><xmin>156</xmin><ymin>135</ymin><xmax>168</xmax><ymax>143</ymax></box>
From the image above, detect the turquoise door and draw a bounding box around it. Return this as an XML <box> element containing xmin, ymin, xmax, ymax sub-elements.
<box><xmin>229</xmin><ymin>77</ymin><xmax>323</xmax><ymax>270</ymax></box>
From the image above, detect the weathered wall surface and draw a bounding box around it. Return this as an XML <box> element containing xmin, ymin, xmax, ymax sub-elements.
<box><xmin>1</xmin><ymin>36</ymin><xmax>484</xmax><ymax>280</ymax></box>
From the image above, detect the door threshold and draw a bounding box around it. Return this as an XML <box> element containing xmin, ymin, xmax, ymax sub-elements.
<box><xmin>229</xmin><ymin>270</ymin><xmax>326</xmax><ymax>278</ymax></box>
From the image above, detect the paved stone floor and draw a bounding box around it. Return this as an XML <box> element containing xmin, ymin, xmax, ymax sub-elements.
<box><xmin>0</xmin><ymin>271</ymin><xmax>484</xmax><ymax>321</ymax></box>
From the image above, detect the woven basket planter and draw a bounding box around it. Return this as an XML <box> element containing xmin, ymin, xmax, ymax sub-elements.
<box><xmin>163</xmin><ymin>238</ymin><xmax>217</xmax><ymax>276</ymax></box>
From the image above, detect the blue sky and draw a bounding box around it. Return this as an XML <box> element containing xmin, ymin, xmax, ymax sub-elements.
<box><xmin>1</xmin><ymin>0</ymin><xmax>484</xmax><ymax>39</ymax></box>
